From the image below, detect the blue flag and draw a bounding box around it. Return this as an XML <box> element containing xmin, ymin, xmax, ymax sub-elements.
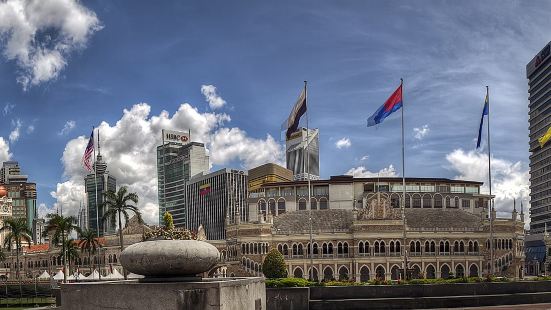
<box><xmin>476</xmin><ymin>92</ymin><xmax>489</xmax><ymax>149</ymax></box>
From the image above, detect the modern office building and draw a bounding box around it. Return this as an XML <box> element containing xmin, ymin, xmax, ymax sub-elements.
<box><xmin>157</xmin><ymin>129</ymin><xmax>209</xmax><ymax>227</ymax></box>
<box><xmin>528</xmin><ymin>40</ymin><xmax>551</xmax><ymax>233</ymax></box>
<box><xmin>0</xmin><ymin>161</ymin><xmax>37</xmax><ymax>236</ymax></box>
<box><xmin>84</xmin><ymin>149</ymin><xmax>116</xmax><ymax>236</ymax></box>
<box><xmin>0</xmin><ymin>193</ymin><xmax>13</xmax><ymax>247</ymax></box>
<box><xmin>186</xmin><ymin>168</ymin><xmax>248</xmax><ymax>240</ymax></box>
<box><xmin>286</xmin><ymin>127</ymin><xmax>320</xmax><ymax>181</ymax></box>
<box><xmin>248</xmin><ymin>163</ymin><xmax>293</xmax><ymax>191</ymax></box>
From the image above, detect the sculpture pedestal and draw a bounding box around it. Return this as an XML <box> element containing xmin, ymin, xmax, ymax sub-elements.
<box><xmin>59</xmin><ymin>277</ymin><xmax>265</xmax><ymax>310</ymax></box>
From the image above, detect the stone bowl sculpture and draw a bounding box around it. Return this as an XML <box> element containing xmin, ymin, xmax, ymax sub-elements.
<box><xmin>120</xmin><ymin>239</ymin><xmax>220</xmax><ymax>279</ymax></box>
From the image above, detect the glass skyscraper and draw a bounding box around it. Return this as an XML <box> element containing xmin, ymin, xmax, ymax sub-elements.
<box><xmin>85</xmin><ymin>151</ymin><xmax>116</xmax><ymax>236</ymax></box>
<box><xmin>286</xmin><ymin>127</ymin><xmax>320</xmax><ymax>181</ymax></box>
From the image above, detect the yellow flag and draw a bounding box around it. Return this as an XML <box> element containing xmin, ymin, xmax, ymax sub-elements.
<box><xmin>539</xmin><ymin>126</ymin><xmax>551</xmax><ymax>148</ymax></box>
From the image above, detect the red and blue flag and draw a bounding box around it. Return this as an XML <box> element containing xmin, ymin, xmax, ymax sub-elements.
<box><xmin>367</xmin><ymin>84</ymin><xmax>403</xmax><ymax>127</ymax></box>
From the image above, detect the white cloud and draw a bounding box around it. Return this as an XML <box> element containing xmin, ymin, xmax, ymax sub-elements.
<box><xmin>0</xmin><ymin>0</ymin><xmax>102</xmax><ymax>89</ymax></box>
<box><xmin>201</xmin><ymin>84</ymin><xmax>227</xmax><ymax>109</ymax></box>
<box><xmin>3</xmin><ymin>103</ymin><xmax>15</xmax><ymax>116</ymax></box>
<box><xmin>0</xmin><ymin>137</ymin><xmax>12</xmax><ymax>162</ymax></box>
<box><xmin>413</xmin><ymin>124</ymin><xmax>430</xmax><ymax>140</ymax></box>
<box><xmin>58</xmin><ymin>120</ymin><xmax>76</xmax><ymax>135</ymax></box>
<box><xmin>360</xmin><ymin>155</ymin><xmax>369</xmax><ymax>161</ymax></box>
<box><xmin>335</xmin><ymin>137</ymin><xmax>352</xmax><ymax>149</ymax></box>
<box><xmin>9</xmin><ymin>119</ymin><xmax>22</xmax><ymax>143</ymax></box>
<box><xmin>346</xmin><ymin>165</ymin><xmax>397</xmax><ymax>177</ymax></box>
<box><xmin>54</xmin><ymin>94</ymin><xmax>283</xmax><ymax>224</ymax></box>
<box><xmin>26</xmin><ymin>125</ymin><xmax>34</xmax><ymax>134</ymax></box>
<box><xmin>37</xmin><ymin>203</ymin><xmax>55</xmax><ymax>219</ymax></box>
<box><xmin>445</xmin><ymin>149</ymin><xmax>530</xmax><ymax>221</ymax></box>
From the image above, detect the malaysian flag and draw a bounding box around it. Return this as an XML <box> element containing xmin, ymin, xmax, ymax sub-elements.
<box><xmin>82</xmin><ymin>130</ymin><xmax>94</xmax><ymax>172</ymax></box>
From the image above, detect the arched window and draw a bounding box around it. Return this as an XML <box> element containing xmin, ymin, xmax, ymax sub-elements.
<box><xmin>359</xmin><ymin>241</ymin><xmax>365</xmax><ymax>254</ymax></box>
<box><xmin>426</xmin><ymin>265</ymin><xmax>436</xmax><ymax>279</ymax></box>
<box><xmin>390</xmin><ymin>241</ymin><xmax>395</xmax><ymax>253</ymax></box>
<box><xmin>277</xmin><ymin>244</ymin><xmax>283</xmax><ymax>254</ymax></box>
<box><xmin>459</xmin><ymin>241</ymin><xmax>465</xmax><ymax>253</ymax></box>
<box><xmin>360</xmin><ymin>266</ymin><xmax>370</xmax><ymax>282</ymax></box>
<box><xmin>412</xmin><ymin>265</ymin><xmax>421</xmax><ymax>279</ymax></box>
<box><xmin>375</xmin><ymin>266</ymin><xmax>385</xmax><ymax>280</ymax></box>
<box><xmin>277</xmin><ymin>199</ymin><xmax>286</xmax><ymax>215</ymax></box>
<box><xmin>454</xmin><ymin>197</ymin><xmax>459</xmax><ymax>208</ymax></box>
<box><xmin>268</xmin><ymin>200</ymin><xmax>276</xmax><ymax>215</ymax></box>
<box><xmin>405</xmin><ymin>194</ymin><xmax>411</xmax><ymax>208</ymax></box>
<box><xmin>391</xmin><ymin>195</ymin><xmax>400</xmax><ymax>208</ymax></box>
<box><xmin>434</xmin><ymin>195</ymin><xmax>443</xmax><ymax>208</ymax></box>
<box><xmin>441</xmin><ymin>265</ymin><xmax>450</xmax><ymax>279</ymax></box>
<box><xmin>391</xmin><ymin>265</ymin><xmax>400</xmax><ymax>280</ymax></box>
<box><xmin>283</xmin><ymin>244</ymin><xmax>289</xmax><ymax>256</ymax></box>
<box><xmin>293</xmin><ymin>267</ymin><xmax>303</xmax><ymax>278</ymax></box>
<box><xmin>395</xmin><ymin>241</ymin><xmax>401</xmax><ymax>254</ymax></box>
<box><xmin>258</xmin><ymin>200</ymin><xmax>267</xmax><ymax>219</ymax></box>
<box><xmin>328</xmin><ymin>243</ymin><xmax>334</xmax><ymax>254</ymax></box>
<box><xmin>298</xmin><ymin>199</ymin><xmax>307</xmax><ymax>211</ymax></box>
<box><xmin>455</xmin><ymin>264</ymin><xmax>465</xmax><ymax>278</ymax></box>
<box><xmin>374</xmin><ymin>241</ymin><xmax>380</xmax><ymax>254</ymax></box>
<box><xmin>365</xmin><ymin>241</ymin><xmax>370</xmax><ymax>255</ymax></box>
<box><xmin>468</xmin><ymin>241</ymin><xmax>473</xmax><ymax>253</ymax></box>
<box><xmin>313</xmin><ymin>243</ymin><xmax>319</xmax><ymax>255</ymax></box>
<box><xmin>454</xmin><ymin>241</ymin><xmax>459</xmax><ymax>253</ymax></box>
<box><xmin>292</xmin><ymin>244</ymin><xmax>298</xmax><ymax>256</ymax></box>
<box><xmin>310</xmin><ymin>198</ymin><xmax>317</xmax><ymax>210</ymax></box>
<box><xmin>309</xmin><ymin>267</ymin><xmax>319</xmax><ymax>282</ymax></box>
<box><xmin>343</xmin><ymin>242</ymin><xmax>349</xmax><ymax>256</ymax></box>
<box><xmin>469</xmin><ymin>264</ymin><xmax>479</xmax><ymax>277</ymax></box>
<box><xmin>379</xmin><ymin>241</ymin><xmax>385</xmax><ymax>255</ymax></box>
<box><xmin>337</xmin><ymin>242</ymin><xmax>343</xmax><ymax>255</ymax></box>
<box><xmin>298</xmin><ymin>244</ymin><xmax>304</xmax><ymax>256</ymax></box>
<box><xmin>474</xmin><ymin>241</ymin><xmax>479</xmax><ymax>253</ymax></box>
<box><xmin>323</xmin><ymin>267</ymin><xmax>334</xmax><ymax>281</ymax></box>
<box><xmin>319</xmin><ymin>198</ymin><xmax>328</xmax><ymax>210</ymax></box>
<box><xmin>422</xmin><ymin>194</ymin><xmax>431</xmax><ymax>208</ymax></box>
<box><xmin>413</xmin><ymin>194</ymin><xmax>421</xmax><ymax>208</ymax></box>
<box><xmin>338</xmin><ymin>266</ymin><xmax>349</xmax><ymax>281</ymax></box>
<box><xmin>445</xmin><ymin>196</ymin><xmax>451</xmax><ymax>208</ymax></box>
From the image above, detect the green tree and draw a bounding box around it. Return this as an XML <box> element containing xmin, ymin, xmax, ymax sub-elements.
<box><xmin>61</xmin><ymin>239</ymin><xmax>80</xmax><ymax>275</ymax></box>
<box><xmin>102</xmin><ymin>186</ymin><xmax>143</xmax><ymax>279</ymax></box>
<box><xmin>78</xmin><ymin>229</ymin><xmax>101</xmax><ymax>274</ymax></box>
<box><xmin>262</xmin><ymin>249</ymin><xmax>288</xmax><ymax>279</ymax></box>
<box><xmin>46</xmin><ymin>214</ymin><xmax>79</xmax><ymax>282</ymax></box>
<box><xmin>163</xmin><ymin>212</ymin><xmax>174</xmax><ymax>230</ymax></box>
<box><xmin>0</xmin><ymin>217</ymin><xmax>32</xmax><ymax>279</ymax></box>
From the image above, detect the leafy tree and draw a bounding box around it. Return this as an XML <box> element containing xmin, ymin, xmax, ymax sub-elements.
<box><xmin>163</xmin><ymin>212</ymin><xmax>174</xmax><ymax>230</ymax></box>
<box><xmin>61</xmin><ymin>239</ymin><xmax>80</xmax><ymax>275</ymax></box>
<box><xmin>102</xmin><ymin>186</ymin><xmax>143</xmax><ymax>279</ymax></box>
<box><xmin>262</xmin><ymin>249</ymin><xmax>288</xmax><ymax>279</ymax></box>
<box><xmin>0</xmin><ymin>249</ymin><xmax>5</xmax><ymax>263</ymax></box>
<box><xmin>0</xmin><ymin>218</ymin><xmax>32</xmax><ymax>279</ymax></box>
<box><xmin>46</xmin><ymin>214</ymin><xmax>79</xmax><ymax>282</ymax></box>
<box><xmin>78</xmin><ymin>229</ymin><xmax>101</xmax><ymax>274</ymax></box>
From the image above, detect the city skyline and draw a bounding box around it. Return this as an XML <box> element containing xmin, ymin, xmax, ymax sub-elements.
<box><xmin>0</xmin><ymin>1</ymin><xmax>549</xmax><ymax>225</ymax></box>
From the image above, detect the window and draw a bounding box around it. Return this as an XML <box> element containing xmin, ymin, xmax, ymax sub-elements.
<box><xmin>314</xmin><ymin>186</ymin><xmax>329</xmax><ymax>196</ymax></box>
<box><xmin>266</xmin><ymin>189</ymin><xmax>278</xmax><ymax>197</ymax></box>
<box><xmin>412</xmin><ymin>195</ymin><xmax>421</xmax><ymax>208</ymax></box>
<box><xmin>406</xmin><ymin>184</ymin><xmax>420</xmax><ymax>192</ymax></box>
<box><xmin>297</xmin><ymin>187</ymin><xmax>309</xmax><ymax>196</ymax></box>
<box><xmin>434</xmin><ymin>195</ymin><xmax>443</xmax><ymax>208</ymax></box>
<box><xmin>451</xmin><ymin>185</ymin><xmax>464</xmax><ymax>193</ymax></box>
<box><xmin>282</xmin><ymin>187</ymin><xmax>294</xmax><ymax>197</ymax></box>
<box><xmin>319</xmin><ymin>198</ymin><xmax>328</xmax><ymax>210</ymax></box>
<box><xmin>454</xmin><ymin>197</ymin><xmax>459</xmax><ymax>208</ymax></box>
<box><xmin>298</xmin><ymin>199</ymin><xmax>307</xmax><ymax>210</ymax></box>
<box><xmin>465</xmin><ymin>186</ymin><xmax>479</xmax><ymax>194</ymax></box>
<box><xmin>462</xmin><ymin>199</ymin><xmax>471</xmax><ymax>208</ymax></box>
<box><xmin>420</xmin><ymin>185</ymin><xmax>435</xmax><ymax>192</ymax></box>
<box><xmin>436</xmin><ymin>185</ymin><xmax>450</xmax><ymax>193</ymax></box>
<box><xmin>391</xmin><ymin>184</ymin><xmax>404</xmax><ymax>192</ymax></box>
<box><xmin>310</xmin><ymin>198</ymin><xmax>317</xmax><ymax>210</ymax></box>
<box><xmin>277</xmin><ymin>199</ymin><xmax>286</xmax><ymax>215</ymax></box>
<box><xmin>377</xmin><ymin>185</ymin><xmax>389</xmax><ymax>192</ymax></box>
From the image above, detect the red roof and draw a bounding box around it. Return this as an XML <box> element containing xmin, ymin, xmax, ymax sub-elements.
<box><xmin>24</xmin><ymin>244</ymin><xmax>49</xmax><ymax>253</ymax></box>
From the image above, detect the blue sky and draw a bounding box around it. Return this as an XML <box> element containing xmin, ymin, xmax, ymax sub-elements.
<box><xmin>0</xmin><ymin>0</ymin><xmax>549</xmax><ymax>224</ymax></box>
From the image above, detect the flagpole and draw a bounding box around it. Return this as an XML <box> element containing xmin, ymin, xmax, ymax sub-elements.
<box><xmin>304</xmin><ymin>81</ymin><xmax>315</xmax><ymax>281</ymax></box>
<box><xmin>400</xmin><ymin>78</ymin><xmax>407</xmax><ymax>280</ymax></box>
<box><xmin>487</xmin><ymin>86</ymin><xmax>494</xmax><ymax>275</ymax></box>
<box><xmin>93</xmin><ymin>126</ymin><xmax>101</xmax><ymax>280</ymax></box>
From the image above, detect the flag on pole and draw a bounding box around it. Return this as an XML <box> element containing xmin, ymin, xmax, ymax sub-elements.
<box><xmin>539</xmin><ymin>125</ymin><xmax>551</xmax><ymax>148</ymax></box>
<box><xmin>285</xmin><ymin>88</ymin><xmax>307</xmax><ymax>139</ymax></box>
<box><xmin>367</xmin><ymin>84</ymin><xmax>403</xmax><ymax>127</ymax></box>
<box><xmin>476</xmin><ymin>91</ymin><xmax>489</xmax><ymax>148</ymax></box>
<box><xmin>82</xmin><ymin>130</ymin><xmax>94</xmax><ymax>172</ymax></box>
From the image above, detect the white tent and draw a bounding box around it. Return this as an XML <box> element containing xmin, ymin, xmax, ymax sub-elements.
<box><xmin>110</xmin><ymin>269</ymin><xmax>124</xmax><ymax>279</ymax></box>
<box><xmin>53</xmin><ymin>271</ymin><xmax>64</xmax><ymax>280</ymax></box>
<box><xmin>127</xmin><ymin>273</ymin><xmax>144</xmax><ymax>279</ymax></box>
<box><xmin>77</xmin><ymin>273</ymin><xmax>86</xmax><ymax>280</ymax></box>
<box><xmin>37</xmin><ymin>271</ymin><xmax>50</xmax><ymax>279</ymax></box>
<box><xmin>66</xmin><ymin>274</ymin><xmax>76</xmax><ymax>281</ymax></box>
<box><xmin>85</xmin><ymin>270</ymin><xmax>100</xmax><ymax>280</ymax></box>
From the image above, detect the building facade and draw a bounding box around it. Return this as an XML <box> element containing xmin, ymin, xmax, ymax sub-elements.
<box><xmin>0</xmin><ymin>194</ymin><xmax>13</xmax><ymax>248</ymax></box>
<box><xmin>186</xmin><ymin>168</ymin><xmax>248</xmax><ymax>240</ymax></box>
<box><xmin>84</xmin><ymin>151</ymin><xmax>116</xmax><ymax>236</ymax></box>
<box><xmin>286</xmin><ymin>128</ymin><xmax>320</xmax><ymax>181</ymax></box>
<box><xmin>0</xmin><ymin>161</ymin><xmax>37</xmax><ymax>237</ymax></box>
<box><xmin>157</xmin><ymin>129</ymin><xmax>209</xmax><ymax>227</ymax></box>
<box><xmin>528</xmin><ymin>41</ymin><xmax>551</xmax><ymax>233</ymax></box>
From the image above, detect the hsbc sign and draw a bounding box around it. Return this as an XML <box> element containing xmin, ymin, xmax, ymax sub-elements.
<box><xmin>162</xmin><ymin>129</ymin><xmax>190</xmax><ymax>144</ymax></box>
<box><xmin>527</xmin><ymin>41</ymin><xmax>551</xmax><ymax>77</ymax></box>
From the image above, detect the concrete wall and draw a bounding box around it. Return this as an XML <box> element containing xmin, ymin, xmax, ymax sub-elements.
<box><xmin>266</xmin><ymin>287</ymin><xmax>309</xmax><ymax>310</ymax></box>
<box><xmin>60</xmin><ymin>277</ymin><xmax>265</xmax><ymax>310</ymax></box>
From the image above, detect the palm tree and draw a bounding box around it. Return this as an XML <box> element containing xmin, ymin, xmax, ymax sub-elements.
<box><xmin>61</xmin><ymin>239</ymin><xmax>80</xmax><ymax>276</ymax></box>
<box><xmin>78</xmin><ymin>229</ymin><xmax>100</xmax><ymax>274</ymax></box>
<box><xmin>46</xmin><ymin>214</ymin><xmax>79</xmax><ymax>282</ymax></box>
<box><xmin>102</xmin><ymin>186</ymin><xmax>142</xmax><ymax>279</ymax></box>
<box><xmin>0</xmin><ymin>218</ymin><xmax>32</xmax><ymax>279</ymax></box>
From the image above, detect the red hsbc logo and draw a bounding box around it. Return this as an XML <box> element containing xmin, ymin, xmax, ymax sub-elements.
<box><xmin>181</xmin><ymin>135</ymin><xmax>188</xmax><ymax>142</ymax></box>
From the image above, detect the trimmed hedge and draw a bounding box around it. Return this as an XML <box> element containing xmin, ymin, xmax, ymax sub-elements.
<box><xmin>263</xmin><ymin>249</ymin><xmax>288</xmax><ymax>279</ymax></box>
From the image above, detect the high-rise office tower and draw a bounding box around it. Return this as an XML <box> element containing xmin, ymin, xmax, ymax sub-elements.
<box><xmin>286</xmin><ymin>127</ymin><xmax>320</xmax><ymax>181</ymax></box>
<box><xmin>0</xmin><ymin>161</ymin><xmax>37</xmax><ymax>237</ymax></box>
<box><xmin>157</xmin><ymin>129</ymin><xmax>209</xmax><ymax>227</ymax></box>
<box><xmin>528</xmin><ymin>41</ymin><xmax>551</xmax><ymax>233</ymax></box>
<box><xmin>84</xmin><ymin>141</ymin><xmax>116</xmax><ymax>236</ymax></box>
